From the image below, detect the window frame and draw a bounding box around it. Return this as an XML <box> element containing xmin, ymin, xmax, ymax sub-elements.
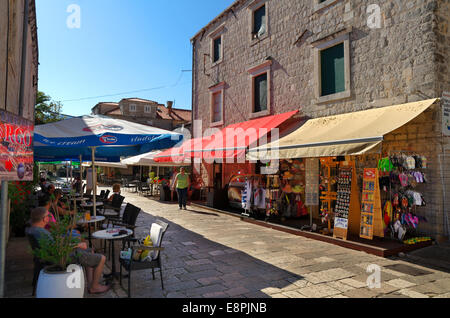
<box><xmin>313</xmin><ymin>32</ymin><xmax>351</xmax><ymax>104</ymax></box>
<box><xmin>313</xmin><ymin>0</ymin><xmax>341</xmax><ymax>13</ymax></box>
<box><xmin>248</xmin><ymin>0</ymin><xmax>269</xmax><ymax>45</ymax></box>
<box><xmin>144</xmin><ymin>105</ymin><xmax>151</xmax><ymax>113</ymax></box>
<box><xmin>209</xmin><ymin>81</ymin><xmax>225</xmax><ymax>127</ymax></box>
<box><xmin>129</xmin><ymin>104</ymin><xmax>137</xmax><ymax>112</ymax></box>
<box><xmin>248</xmin><ymin>60</ymin><xmax>272</xmax><ymax>118</ymax></box>
<box><xmin>209</xmin><ymin>24</ymin><xmax>226</xmax><ymax>67</ymax></box>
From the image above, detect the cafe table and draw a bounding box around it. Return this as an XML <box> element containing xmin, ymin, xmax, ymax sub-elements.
<box><xmin>92</xmin><ymin>228</ymin><xmax>133</xmax><ymax>278</ymax></box>
<box><xmin>77</xmin><ymin>215</ymin><xmax>106</xmax><ymax>248</ymax></box>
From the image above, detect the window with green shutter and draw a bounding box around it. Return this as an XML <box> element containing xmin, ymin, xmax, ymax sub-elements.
<box><xmin>320</xmin><ymin>43</ymin><xmax>345</xmax><ymax>96</ymax></box>
<box><xmin>254</xmin><ymin>73</ymin><xmax>268</xmax><ymax>113</ymax></box>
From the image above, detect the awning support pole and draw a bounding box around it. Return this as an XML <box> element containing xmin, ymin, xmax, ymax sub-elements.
<box><xmin>91</xmin><ymin>147</ymin><xmax>97</xmax><ymax>217</ymax></box>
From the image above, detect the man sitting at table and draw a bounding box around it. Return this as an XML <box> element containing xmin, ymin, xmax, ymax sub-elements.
<box><xmin>107</xmin><ymin>183</ymin><xmax>121</xmax><ymax>202</ymax></box>
<box><xmin>52</xmin><ymin>189</ymin><xmax>75</xmax><ymax>216</ymax></box>
<box><xmin>26</xmin><ymin>207</ymin><xmax>111</xmax><ymax>294</ymax></box>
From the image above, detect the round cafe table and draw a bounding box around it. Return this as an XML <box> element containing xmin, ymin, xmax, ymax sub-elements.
<box><xmin>92</xmin><ymin>228</ymin><xmax>133</xmax><ymax>278</ymax></box>
<box><xmin>77</xmin><ymin>215</ymin><xmax>106</xmax><ymax>248</ymax></box>
<box><xmin>80</xmin><ymin>201</ymin><xmax>104</xmax><ymax>214</ymax></box>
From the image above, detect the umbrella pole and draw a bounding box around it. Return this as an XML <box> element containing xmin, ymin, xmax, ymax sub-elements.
<box><xmin>91</xmin><ymin>147</ymin><xmax>97</xmax><ymax>217</ymax></box>
<box><xmin>0</xmin><ymin>181</ymin><xmax>8</xmax><ymax>297</ymax></box>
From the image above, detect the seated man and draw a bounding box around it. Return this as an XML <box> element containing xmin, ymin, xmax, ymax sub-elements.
<box><xmin>26</xmin><ymin>207</ymin><xmax>110</xmax><ymax>294</ymax></box>
<box><xmin>53</xmin><ymin>189</ymin><xmax>75</xmax><ymax>216</ymax></box>
<box><xmin>107</xmin><ymin>183</ymin><xmax>121</xmax><ymax>202</ymax></box>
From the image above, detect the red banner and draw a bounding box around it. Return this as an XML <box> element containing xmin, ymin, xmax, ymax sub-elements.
<box><xmin>0</xmin><ymin>110</ymin><xmax>34</xmax><ymax>181</ymax></box>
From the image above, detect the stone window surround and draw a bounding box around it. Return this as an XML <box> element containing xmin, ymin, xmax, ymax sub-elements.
<box><xmin>209</xmin><ymin>23</ymin><xmax>226</xmax><ymax>67</ymax></box>
<box><xmin>313</xmin><ymin>32</ymin><xmax>351</xmax><ymax>104</ymax></box>
<box><xmin>144</xmin><ymin>105</ymin><xmax>151</xmax><ymax>113</ymax></box>
<box><xmin>247</xmin><ymin>0</ymin><xmax>270</xmax><ymax>45</ymax></box>
<box><xmin>209</xmin><ymin>81</ymin><xmax>226</xmax><ymax>127</ymax></box>
<box><xmin>248</xmin><ymin>60</ymin><xmax>272</xmax><ymax>119</ymax></box>
<box><xmin>129</xmin><ymin>104</ymin><xmax>137</xmax><ymax>112</ymax></box>
<box><xmin>313</xmin><ymin>0</ymin><xmax>341</xmax><ymax>13</ymax></box>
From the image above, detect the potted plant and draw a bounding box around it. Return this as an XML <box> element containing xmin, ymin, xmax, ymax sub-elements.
<box><xmin>33</xmin><ymin>214</ymin><xmax>86</xmax><ymax>298</ymax></box>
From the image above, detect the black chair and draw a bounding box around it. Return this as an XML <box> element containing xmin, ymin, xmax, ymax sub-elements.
<box><xmin>101</xmin><ymin>194</ymin><xmax>125</xmax><ymax>218</ymax></box>
<box><xmin>26</xmin><ymin>232</ymin><xmax>49</xmax><ymax>296</ymax></box>
<box><xmin>119</xmin><ymin>220</ymin><xmax>169</xmax><ymax>297</ymax></box>
<box><xmin>105</xmin><ymin>203</ymin><xmax>141</xmax><ymax>231</ymax></box>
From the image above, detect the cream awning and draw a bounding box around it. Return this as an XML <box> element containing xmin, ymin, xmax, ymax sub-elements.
<box><xmin>247</xmin><ymin>98</ymin><xmax>439</xmax><ymax>160</ymax></box>
<box><xmin>121</xmin><ymin>150</ymin><xmax>191</xmax><ymax>167</ymax></box>
<box><xmin>82</xmin><ymin>162</ymin><xmax>128</xmax><ymax>169</ymax></box>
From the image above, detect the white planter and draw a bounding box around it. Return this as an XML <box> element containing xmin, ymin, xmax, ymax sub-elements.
<box><xmin>36</xmin><ymin>264</ymin><xmax>85</xmax><ymax>298</ymax></box>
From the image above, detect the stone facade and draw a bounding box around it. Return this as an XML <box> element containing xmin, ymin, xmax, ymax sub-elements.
<box><xmin>0</xmin><ymin>0</ymin><xmax>38</xmax><ymax>122</ymax></box>
<box><xmin>191</xmin><ymin>0</ymin><xmax>450</xmax><ymax>238</ymax></box>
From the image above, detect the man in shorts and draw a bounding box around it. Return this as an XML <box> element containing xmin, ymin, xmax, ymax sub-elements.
<box><xmin>26</xmin><ymin>207</ymin><xmax>110</xmax><ymax>294</ymax></box>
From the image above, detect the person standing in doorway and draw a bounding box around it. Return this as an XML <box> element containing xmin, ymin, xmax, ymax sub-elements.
<box><xmin>172</xmin><ymin>167</ymin><xmax>190</xmax><ymax>210</ymax></box>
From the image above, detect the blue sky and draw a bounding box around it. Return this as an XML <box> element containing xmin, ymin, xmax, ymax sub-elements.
<box><xmin>36</xmin><ymin>0</ymin><xmax>235</xmax><ymax>116</ymax></box>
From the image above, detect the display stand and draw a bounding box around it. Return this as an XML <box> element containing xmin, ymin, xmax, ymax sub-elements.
<box><xmin>319</xmin><ymin>158</ymin><xmax>337</xmax><ymax>235</ymax></box>
<box><xmin>360</xmin><ymin>168</ymin><xmax>384</xmax><ymax>240</ymax></box>
<box><xmin>333</xmin><ymin>161</ymin><xmax>361</xmax><ymax>240</ymax></box>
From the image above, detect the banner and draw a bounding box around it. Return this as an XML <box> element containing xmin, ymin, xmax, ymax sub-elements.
<box><xmin>0</xmin><ymin>110</ymin><xmax>34</xmax><ymax>181</ymax></box>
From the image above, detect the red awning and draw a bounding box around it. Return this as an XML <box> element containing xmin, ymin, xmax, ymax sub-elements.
<box><xmin>154</xmin><ymin>110</ymin><xmax>298</xmax><ymax>163</ymax></box>
<box><xmin>189</xmin><ymin>110</ymin><xmax>298</xmax><ymax>160</ymax></box>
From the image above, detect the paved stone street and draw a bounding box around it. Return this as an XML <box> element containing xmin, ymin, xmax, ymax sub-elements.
<box><xmin>5</xmin><ymin>187</ymin><xmax>450</xmax><ymax>298</ymax></box>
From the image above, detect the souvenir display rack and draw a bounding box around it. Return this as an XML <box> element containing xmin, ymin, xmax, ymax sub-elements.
<box><xmin>319</xmin><ymin>158</ymin><xmax>338</xmax><ymax>235</ymax></box>
<box><xmin>360</xmin><ymin>168</ymin><xmax>384</xmax><ymax>240</ymax></box>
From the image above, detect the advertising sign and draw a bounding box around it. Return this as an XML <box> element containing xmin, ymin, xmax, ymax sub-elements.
<box><xmin>443</xmin><ymin>92</ymin><xmax>450</xmax><ymax>137</ymax></box>
<box><xmin>0</xmin><ymin>110</ymin><xmax>34</xmax><ymax>181</ymax></box>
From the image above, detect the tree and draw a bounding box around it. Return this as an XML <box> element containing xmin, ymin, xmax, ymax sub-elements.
<box><xmin>34</xmin><ymin>91</ymin><xmax>64</xmax><ymax>125</ymax></box>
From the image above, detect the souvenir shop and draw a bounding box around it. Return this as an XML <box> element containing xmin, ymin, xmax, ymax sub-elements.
<box><xmin>244</xmin><ymin>99</ymin><xmax>440</xmax><ymax>246</ymax></box>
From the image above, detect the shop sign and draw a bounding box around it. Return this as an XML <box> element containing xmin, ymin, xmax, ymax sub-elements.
<box><xmin>0</xmin><ymin>110</ymin><xmax>34</xmax><ymax>181</ymax></box>
<box><xmin>443</xmin><ymin>92</ymin><xmax>450</xmax><ymax>137</ymax></box>
<box><xmin>334</xmin><ymin>217</ymin><xmax>348</xmax><ymax>230</ymax></box>
<box><xmin>305</xmin><ymin>158</ymin><xmax>319</xmax><ymax>206</ymax></box>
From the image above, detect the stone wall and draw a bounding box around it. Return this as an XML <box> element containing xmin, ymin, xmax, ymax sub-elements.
<box><xmin>192</xmin><ymin>0</ymin><xmax>444</xmax><ymax>128</ymax></box>
<box><xmin>191</xmin><ymin>0</ymin><xmax>450</xmax><ymax>237</ymax></box>
<box><xmin>0</xmin><ymin>0</ymin><xmax>38</xmax><ymax>122</ymax></box>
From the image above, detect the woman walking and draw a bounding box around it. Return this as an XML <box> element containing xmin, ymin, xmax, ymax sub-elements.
<box><xmin>172</xmin><ymin>167</ymin><xmax>190</xmax><ymax>210</ymax></box>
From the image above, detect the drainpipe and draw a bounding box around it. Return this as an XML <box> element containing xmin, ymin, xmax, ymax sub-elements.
<box><xmin>0</xmin><ymin>181</ymin><xmax>9</xmax><ymax>298</ymax></box>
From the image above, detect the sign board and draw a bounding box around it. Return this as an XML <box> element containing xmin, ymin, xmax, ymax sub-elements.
<box><xmin>334</xmin><ymin>217</ymin><xmax>348</xmax><ymax>229</ymax></box>
<box><xmin>0</xmin><ymin>110</ymin><xmax>34</xmax><ymax>181</ymax></box>
<box><xmin>443</xmin><ymin>92</ymin><xmax>450</xmax><ymax>137</ymax></box>
<box><xmin>305</xmin><ymin>158</ymin><xmax>319</xmax><ymax>206</ymax></box>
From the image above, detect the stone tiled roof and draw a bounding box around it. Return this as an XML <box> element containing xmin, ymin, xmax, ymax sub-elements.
<box><xmin>156</xmin><ymin>105</ymin><xmax>191</xmax><ymax>122</ymax></box>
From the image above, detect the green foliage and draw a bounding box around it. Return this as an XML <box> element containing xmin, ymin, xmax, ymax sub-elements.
<box><xmin>32</xmin><ymin>214</ymin><xmax>82</xmax><ymax>271</ymax></box>
<box><xmin>8</xmin><ymin>180</ymin><xmax>36</xmax><ymax>236</ymax></box>
<box><xmin>35</xmin><ymin>91</ymin><xmax>64</xmax><ymax>125</ymax></box>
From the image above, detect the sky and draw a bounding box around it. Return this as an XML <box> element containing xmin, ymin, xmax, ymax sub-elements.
<box><xmin>36</xmin><ymin>0</ymin><xmax>235</xmax><ymax>116</ymax></box>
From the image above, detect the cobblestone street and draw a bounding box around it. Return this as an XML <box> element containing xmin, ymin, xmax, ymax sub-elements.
<box><xmin>6</xmin><ymin>187</ymin><xmax>450</xmax><ymax>298</ymax></box>
<box><xmin>96</xmin><ymin>188</ymin><xmax>450</xmax><ymax>298</ymax></box>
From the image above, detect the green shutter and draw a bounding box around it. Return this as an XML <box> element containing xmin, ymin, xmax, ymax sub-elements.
<box><xmin>321</xmin><ymin>43</ymin><xmax>345</xmax><ymax>96</ymax></box>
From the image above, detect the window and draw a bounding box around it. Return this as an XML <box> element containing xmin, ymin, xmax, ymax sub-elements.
<box><xmin>313</xmin><ymin>32</ymin><xmax>351</xmax><ymax>103</ymax></box>
<box><xmin>209</xmin><ymin>82</ymin><xmax>225</xmax><ymax>126</ymax></box>
<box><xmin>144</xmin><ymin>106</ymin><xmax>151</xmax><ymax>113</ymax></box>
<box><xmin>314</xmin><ymin>0</ymin><xmax>340</xmax><ymax>13</ymax></box>
<box><xmin>212</xmin><ymin>91</ymin><xmax>222</xmax><ymax>123</ymax></box>
<box><xmin>320</xmin><ymin>43</ymin><xmax>345</xmax><ymax>96</ymax></box>
<box><xmin>252</xmin><ymin>5</ymin><xmax>266</xmax><ymax>39</ymax></box>
<box><xmin>129</xmin><ymin>104</ymin><xmax>136</xmax><ymax>112</ymax></box>
<box><xmin>213</xmin><ymin>37</ymin><xmax>222</xmax><ymax>63</ymax></box>
<box><xmin>248</xmin><ymin>60</ymin><xmax>272</xmax><ymax>118</ymax></box>
<box><xmin>254</xmin><ymin>73</ymin><xmax>267</xmax><ymax>113</ymax></box>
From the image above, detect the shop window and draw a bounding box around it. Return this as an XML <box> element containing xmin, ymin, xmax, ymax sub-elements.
<box><xmin>313</xmin><ymin>32</ymin><xmax>351</xmax><ymax>104</ymax></box>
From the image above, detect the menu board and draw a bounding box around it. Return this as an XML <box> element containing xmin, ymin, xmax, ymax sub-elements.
<box><xmin>0</xmin><ymin>110</ymin><xmax>34</xmax><ymax>181</ymax></box>
<box><xmin>305</xmin><ymin>158</ymin><xmax>319</xmax><ymax>206</ymax></box>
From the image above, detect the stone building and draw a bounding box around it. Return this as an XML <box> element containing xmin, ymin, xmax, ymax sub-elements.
<box><xmin>0</xmin><ymin>0</ymin><xmax>38</xmax><ymax>120</ymax></box>
<box><xmin>190</xmin><ymin>0</ymin><xmax>449</xmax><ymax>238</ymax></box>
<box><xmin>92</xmin><ymin>98</ymin><xmax>191</xmax><ymax>131</ymax></box>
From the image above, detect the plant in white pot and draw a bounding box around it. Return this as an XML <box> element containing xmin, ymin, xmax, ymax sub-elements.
<box><xmin>32</xmin><ymin>213</ymin><xmax>86</xmax><ymax>298</ymax></box>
